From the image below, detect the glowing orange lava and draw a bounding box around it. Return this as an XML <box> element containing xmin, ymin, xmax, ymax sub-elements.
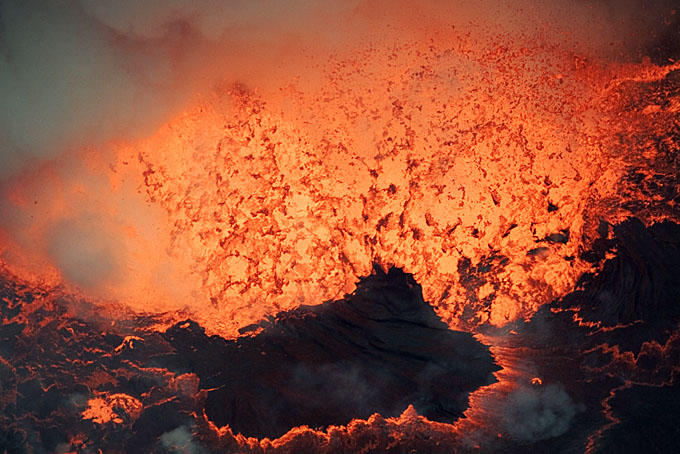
<box><xmin>1</xmin><ymin>6</ymin><xmax>679</xmax><ymax>450</ymax></box>
<box><xmin>1</xmin><ymin>26</ymin><xmax>678</xmax><ymax>340</ymax></box>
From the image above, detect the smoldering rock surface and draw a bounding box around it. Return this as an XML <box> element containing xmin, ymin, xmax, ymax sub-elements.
<box><xmin>162</xmin><ymin>267</ymin><xmax>499</xmax><ymax>439</ymax></box>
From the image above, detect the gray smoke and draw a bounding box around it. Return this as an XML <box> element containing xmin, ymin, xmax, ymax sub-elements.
<box><xmin>499</xmin><ymin>383</ymin><xmax>584</xmax><ymax>442</ymax></box>
<box><xmin>0</xmin><ymin>0</ymin><xmax>358</xmax><ymax>178</ymax></box>
<box><xmin>160</xmin><ymin>425</ymin><xmax>206</xmax><ymax>454</ymax></box>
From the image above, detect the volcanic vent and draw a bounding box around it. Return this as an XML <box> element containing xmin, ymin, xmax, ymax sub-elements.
<box><xmin>163</xmin><ymin>266</ymin><xmax>499</xmax><ymax>439</ymax></box>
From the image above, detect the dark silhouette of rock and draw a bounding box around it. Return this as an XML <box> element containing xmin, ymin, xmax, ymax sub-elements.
<box><xmin>164</xmin><ymin>266</ymin><xmax>499</xmax><ymax>439</ymax></box>
<box><xmin>559</xmin><ymin>218</ymin><xmax>680</xmax><ymax>353</ymax></box>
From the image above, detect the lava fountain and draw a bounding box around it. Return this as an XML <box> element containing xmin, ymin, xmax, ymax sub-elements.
<box><xmin>1</xmin><ymin>1</ymin><xmax>679</xmax><ymax>453</ymax></box>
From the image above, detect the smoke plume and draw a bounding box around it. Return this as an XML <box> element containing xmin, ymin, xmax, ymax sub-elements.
<box><xmin>160</xmin><ymin>425</ymin><xmax>205</xmax><ymax>454</ymax></box>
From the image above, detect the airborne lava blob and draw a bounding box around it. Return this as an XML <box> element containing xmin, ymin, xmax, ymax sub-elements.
<box><xmin>1</xmin><ymin>1</ymin><xmax>680</xmax><ymax>453</ymax></box>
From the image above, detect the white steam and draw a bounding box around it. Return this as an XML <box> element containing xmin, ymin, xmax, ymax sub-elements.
<box><xmin>160</xmin><ymin>425</ymin><xmax>205</xmax><ymax>454</ymax></box>
<box><xmin>499</xmin><ymin>383</ymin><xmax>584</xmax><ymax>442</ymax></box>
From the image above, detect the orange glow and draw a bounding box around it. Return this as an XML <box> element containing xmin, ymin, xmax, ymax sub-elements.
<box><xmin>200</xmin><ymin>403</ymin><xmax>462</xmax><ymax>452</ymax></box>
<box><xmin>1</xmin><ymin>27</ymin><xmax>678</xmax><ymax>339</ymax></box>
<box><xmin>1</xmin><ymin>6</ymin><xmax>679</xmax><ymax>451</ymax></box>
<box><xmin>82</xmin><ymin>392</ymin><xmax>143</xmax><ymax>425</ymax></box>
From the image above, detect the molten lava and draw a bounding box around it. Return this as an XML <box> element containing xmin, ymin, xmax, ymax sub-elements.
<box><xmin>5</xmin><ymin>28</ymin><xmax>676</xmax><ymax>339</ymax></box>
<box><xmin>1</xmin><ymin>6</ymin><xmax>680</xmax><ymax>453</ymax></box>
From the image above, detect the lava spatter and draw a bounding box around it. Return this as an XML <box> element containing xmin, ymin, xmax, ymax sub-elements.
<box><xmin>1</xmin><ymin>6</ymin><xmax>680</xmax><ymax>454</ymax></box>
<box><xmin>1</xmin><ymin>27</ymin><xmax>647</xmax><ymax>339</ymax></box>
<box><xmin>128</xmin><ymin>33</ymin><xmax>632</xmax><ymax>338</ymax></box>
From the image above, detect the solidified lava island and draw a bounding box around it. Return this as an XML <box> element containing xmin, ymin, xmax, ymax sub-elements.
<box><xmin>165</xmin><ymin>267</ymin><xmax>498</xmax><ymax>439</ymax></box>
<box><xmin>1</xmin><ymin>1</ymin><xmax>680</xmax><ymax>453</ymax></box>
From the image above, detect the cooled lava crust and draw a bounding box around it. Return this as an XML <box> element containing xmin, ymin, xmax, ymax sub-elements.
<box><xmin>162</xmin><ymin>266</ymin><xmax>499</xmax><ymax>439</ymax></box>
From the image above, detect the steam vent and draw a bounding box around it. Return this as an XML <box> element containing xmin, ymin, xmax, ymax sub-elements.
<box><xmin>1</xmin><ymin>1</ymin><xmax>680</xmax><ymax>453</ymax></box>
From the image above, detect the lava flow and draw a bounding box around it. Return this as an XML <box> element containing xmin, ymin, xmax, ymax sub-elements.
<box><xmin>1</xmin><ymin>1</ymin><xmax>680</xmax><ymax>453</ymax></box>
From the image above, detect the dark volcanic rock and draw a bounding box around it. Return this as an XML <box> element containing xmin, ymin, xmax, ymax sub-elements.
<box><xmin>599</xmin><ymin>382</ymin><xmax>680</xmax><ymax>454</ymax></box>
<box><xmin>559</xmin><ymin>218</ymin><xmax>680</xmax><ymax>353</ymax></box>
<box><xmin>500</xmin><ymin>218</ymin><xmax>680</xmax><ymax>453</ymax></box>
<box><xmin>164</xmin><ymin>266</ymin><xmax>499</xmax><ymax>439</ymax></box>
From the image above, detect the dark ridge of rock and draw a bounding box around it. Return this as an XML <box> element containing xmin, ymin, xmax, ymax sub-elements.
<box><xmin>164</xmin><ymin>266</ymin><xmax>499</xmax><ymax>439</ymax></box>
<box><xmin>558</xmin><ymin>218</ymin><xmax>680</xmax><ymax>351</ymax></box>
